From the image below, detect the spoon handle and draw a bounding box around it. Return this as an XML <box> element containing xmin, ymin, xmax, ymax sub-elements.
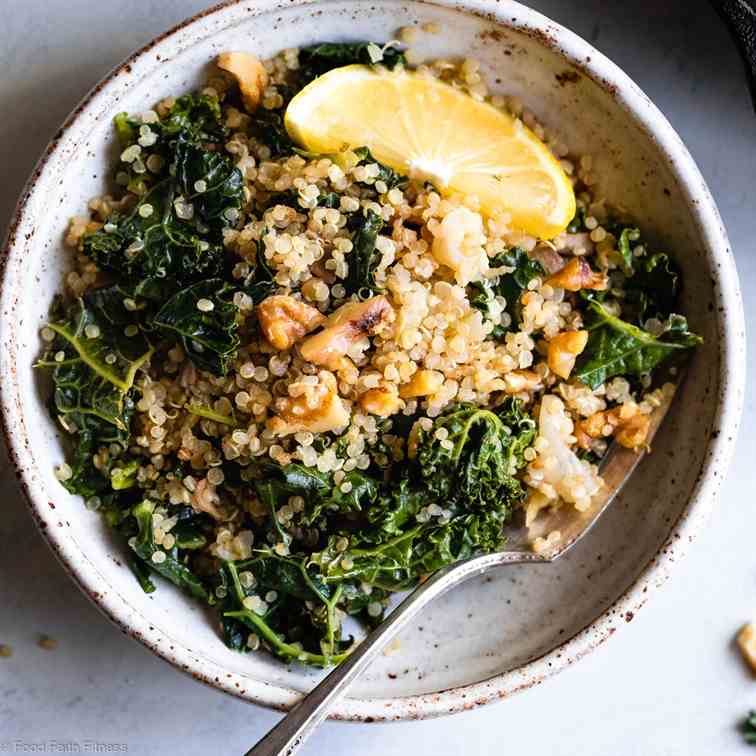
<box><xmin>245</xmin><ymin>553</ymin><xmax>533</xmax><ymax>756</ymax></box>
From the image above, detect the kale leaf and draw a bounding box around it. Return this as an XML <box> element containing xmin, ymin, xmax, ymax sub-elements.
<box><xmin>221</xmin><ymin>558</ymin><xmax>352</xmax><ymax>666</ymax></box>
<box><xmin>412</xmin><ymin>399</ymin><xmax>535</xmax><ymax>512</ymax></box>
<box><xmin>344</xmin><ymin>209</ymin><xmax>384</xmax><ymax>296</ymax></box>
<box><xmin>83</xmin><ymin>92</ymin><xmax>243</xmax><ymax>314</ymax></box>
<box><xmin>616</xmin><ymin>227</ymin><xmax>639</xmax><ymax>274</ymax></box>
<box><xmin>241</xmin><ymin>240</ymin><xmax>277</xmax><ymax>305</ymax></box>
<box><xmin>248</xmin><ymin>109</ymin><xmax>293</xmax><ymax>157</ymax></box>
<box><xmin>174</xmin><ymin>138</ymin><xmax>245</xmax><ymax>223</ymax></box>
<box><xmin>603</xmin><ymin>224</ymin><xmax>681</xmax><ymax>323</ymax></box>
<box><xmin>298</xmin><ymin>42</ymin><xmax>406</xmax><ymax>84</ymax></box>
<box><xmin>352</xmin><ymin>147</ymin><xmax>406</xmax><ymax>191</ymax></box>
<box><xmin>742</xmin><ymin>710</ymin><xmax>756</xmax><ymax>745</ymax></box>
<box><xmin>83</xmin><ymin>181</ymin><xmax>228</xmax><ymax>300</ymax></box>
<box><xmin>624</xmin><ymin>252</ymin><xmax>680</xmax><ymax>323</ymax></box>
<box><xmin>35</xmin><ymin>298</ymin><xmax>152</xmax><ymax>498</ymax></box>
<box><xmin>574</xmin><ymin>301</ymin><xmax>702</xmax><ymax>389</ymax></box>
<box><xmin>153</xmin><ymin>279</ymin><xmax>240</xmax><ymax>376</ymax></box>
<box><xmin>470</xmin><ymin>248</ymin><xmax>544</xmax><ymax>334</ymax></box>
<box><xmin>130</xmin><ymin>500</ymin><xmax>208</xmax><ymax>600</ymax></box>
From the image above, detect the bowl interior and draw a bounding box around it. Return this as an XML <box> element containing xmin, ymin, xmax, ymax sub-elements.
<box><xmin>0</xmin><ymin>0</ymin><xmax>730</xmax><ymax>716</ymax></box>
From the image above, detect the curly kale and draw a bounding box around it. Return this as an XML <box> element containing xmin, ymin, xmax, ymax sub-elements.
<box><xmin>469</xmin><ymin>248</ymin><xmax>544</xmax><ymax>336</ymax></box>
<box><xmin>574</xmin><ymin>301</ymin><xmax>702</xmax><ymax>389</ymax></box>
<box><xmin>298</xmin><ymin>41</ymin><xmax>406</xmax><ymax>85</ymax></box>
<box><xmin>343</xmin><ymin>209</ymin><xmax>384</xmax><ymax>296</ymax></box>
<box><xmin>80</xmin><ymin>94</ymin><xmax>245</xmax><ymax>374</ymax></box>
<box><xmin>153</xmin><ymin>279</ymin><xmax>240</xmax><ymax>376</ymax></box>
<box><xmin>35</xmin><ymin>298</ymin><xmax>152</xmax><ymax>497</ymax></box>
<box><xmin>413</xmin><ymin>400</ymin><xmax>535</xmax><ymax>511</ymax></box>
<box><xmin>742</xmin><ymin>711</ymin><xmax>756</xmax><ymax>745</ymax></box>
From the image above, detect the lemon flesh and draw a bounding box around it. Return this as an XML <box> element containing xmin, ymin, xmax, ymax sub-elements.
<box><xmin>284</xmin><ymin>65</ymin><xmax>576</xmax><ymax>239</ymax></box>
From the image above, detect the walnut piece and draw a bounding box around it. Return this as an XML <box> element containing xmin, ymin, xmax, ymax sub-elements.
<box><xmin>545</xmin><ymin>257</ymin><xmax>608</xmax><ymax>292</ymax></box>
<box><xmin>267</xmin><ymin>371</ymin><xmax>350</xmax><ymax>436</ymax></box>
<box><xmin>257</xmin><ymin>295</ymin><xmax>325</xmax><ymax>351</ymax></box>
<box><xmin>399</xmin><ymin>369</ymin><xmax>444</xmax><ymax>398</ymax></box>
<box><xmin>738</xmin><ymin>623</ymin><xmax>756</xmax><ymax>673</ymax></box>
<box><xmin>299</xmin><ymin>295</ymin><xmax>394</xmax><ymax>369</ymax></box>
<box><xmin>359</xmin><ymin>387</ymin><xmax>403</xmax><ymax>417</ymax></box>
<box><xmin>576</xmin><ymin>402</ymin><xmax>651</xmax><ymax>451</ymax></box>
<box><xmin>547</xmin><ymin>330</ymin><xmax>588</xmax><ymax>379</ymax></box>
<box><xmin>192</xmin><ymin>478</ymin><xmax>225</xmax><ymax>520</ymax></box>
<box><xmin>614</xmin><ymin>413</ymin><xmax>651</xmax><ymax>449</ymax></box>
<box><xmin>216</xmin><ymin>52</ymin><xmax>268</xmax><ymax>112</ymax></box>
<box><xmin>502</xmin><ymin>369</ymin><xmax>542</xmax><ymax>394</ymax></box>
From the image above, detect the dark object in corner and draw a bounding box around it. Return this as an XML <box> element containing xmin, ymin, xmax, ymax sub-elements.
<box><xmin>711</xmin><ymin>0</ymin><xmax>756</xmax><ymax>111</ymax></box>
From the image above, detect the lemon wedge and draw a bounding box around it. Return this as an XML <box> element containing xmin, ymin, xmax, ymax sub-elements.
<box><xmin>284</xmin><ymin>65</ymin><xmax>576</xmax><ymax>239</ymax></box>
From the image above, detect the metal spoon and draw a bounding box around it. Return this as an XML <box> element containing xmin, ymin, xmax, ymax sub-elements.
<box><xmin>246</xmin><ymin>383</ymin><xmax>678</xmax><ymax>756</ymax></box>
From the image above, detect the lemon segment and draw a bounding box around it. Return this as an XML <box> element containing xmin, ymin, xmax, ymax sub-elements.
<box><xmin>284</xmin><ymin>65</ymin><xmax>576</xmax><ymax>239</ymax></box>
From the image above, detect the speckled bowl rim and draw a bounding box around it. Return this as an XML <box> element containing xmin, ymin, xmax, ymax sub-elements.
<box><xmin>0</xmin><ymin>0</ymin><xmax>745</xmax><ymax>722</ymax></box>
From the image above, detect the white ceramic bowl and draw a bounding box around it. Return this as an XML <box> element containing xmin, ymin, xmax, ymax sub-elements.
<box><xmin>0</xmin><ymin>0</ymin><xmax>745</xmax><ymax>722</ymax></box>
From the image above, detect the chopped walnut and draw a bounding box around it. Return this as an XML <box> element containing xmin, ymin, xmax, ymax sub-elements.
<box><xmin>502</xmin><ymin>369</ymin><xmax>542</xmax><ymax>394</ymax></box>
<box><xmin>192</xmin><ymin>478</ymin><xmax>226</xmax><ymax>520</ymax></box>
<box><xmin>738</xmin><ymin>623</ymin><xmax>756</xmax><ymax>673</ymax></box>
<box><xmin>545</xmin><ymin>257</ymin><xmax>608</xmax><ymax>292</ymax></box>
<box><xmin>216</xmin><ymin>52</ymin><xmax>268</xmax><ymax>112</ymax></box>
<box><xmin>614</xmin><ymin>413</ymin><xmax>651</xmax><ymax>449</ymax></box>
<box><xmin>548</xmin><ymin>330</ymin><xmax>588</xmax><ymax>379</ymax></box>
<box><xmin>268</xmin><ymin>371</ymin><xmax>350</xmax><ymax>436</ymax></box>
<box><xmin>359</xmin><ymin>387</ymin><xmax>403</xmax><ymax>417</ymax></box>
<box><xmin>576</xmin><ymin>401</ymin><xmax>651</xmax><ymax>451</ymax></box>
<box><xmin>399</xmin><ymin>369</ymin><xmax>444</xmax><ymax>398</ymax></box>
<box><xmin>299</xmin><ymin>295</ymin><xmax>394</xmax><ymax>369</ymax></box>
<box><xmin>257</xmin><ymin>295</ymin><xmax>325</xmax><ymax>350</ymax></box>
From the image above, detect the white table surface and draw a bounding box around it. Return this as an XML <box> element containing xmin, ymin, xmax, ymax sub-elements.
<box><xmin>1</xmin><ymin>1</ymin><xmax>754</xmax><ymax>753</ymax></box>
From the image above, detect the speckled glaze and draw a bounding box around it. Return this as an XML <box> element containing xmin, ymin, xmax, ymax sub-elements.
<box><xmin>0</xmin><ymin>0</ymin><xmax>745</xmax><ymax>722</ymax></box>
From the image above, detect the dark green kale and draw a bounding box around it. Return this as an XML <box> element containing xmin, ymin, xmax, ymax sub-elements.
<box><xmin>352</xmin><ymin>147</ymin><xmax>406</xmax><ymax>191</ymax></box>
<box><xmin>469</xmin><ymin>248</ymin><xmax>544</xmax><ymax>335</ymax></box>
<box><xmin>624</xmin><ymin>252</ymin><xmax>680</xmax><ymax>323</ymax></box>
<box><xmin>35</xmin><ymin>298</ymin><xmax>152</xmax><ymax>497</ymax></box>
<box><xmin>170</xmin><ymin>506</ymin><xmax>211</xmax><ymax>550</ymax></box>
<box><xmin>600</xmin><ymin>223</ymin><xmax>681</xmax><ymax>323</ymax></box>
<box><xmin>566</xmin><ymin>206</ymin><xmax>587</xmax><ymax>233</ymax></box>
<box><xmin>742</xmin><ymin>711</ymin><xmax>756</xmax><ymax>745</ymax></box>
<box><xmin>126</xmin><ymin>552</ymin><xmax>157</xmax><ymax>594</ymax></box>
<box><xmin>174</xmin><ymin>139</ymin><xmax>245</xmax><ymax>223</ymax></box>
<box><xmin>574</xmin><ymin>300</ymin><xmax>702</xmax><ymax>389</ymax></box>
<box><xmin>110</xmin><ymin>94</ymin><xmax>231</xmax><ymax>196</ymax></box>
<box><xmin>153</xmin><ymin>279</ymin><xmax>240</xmax><ymax>375</ymax></box>
<box><xmin>343</xmin><ymin>209</ymin><xmax>384</xmax><ymax>296</ymax></box>
<box><xmin>248</xmin><ymin>109</ymin><xmax>293</xmax><ymax>156</ymax></box>
<box><xmin>130</xmin><ymin>500</ymin><xmax>208</xmax><ymax>600</ymax></box>
<box><xmin>241</xmin><ymin>240</ymin><xmax>277</xmax><ymax>305</ymax></box>
<box><xmin>83</xmin><ymin>181</ymin><xmax>227</xmax><ymax>301</ymax></box>
<box><xmin>221</xmin><ymin>557</ymin><xmax>352</xmax><ymax>666</ymax></box>
<box><xmin>217</xmin><ymin>398</ymin><xmax>538</xmax><ymax>654</ymax></box>
<box><xmin>152</xmin><ymin>93</ymin><xmax>228</xmax><ymax>142</ymax></box>
<box><xmin>298</xmin><ymin>42</ymin><xmax>406</xmax><ymax>85</ymax></box>
<box><xmin>83</xmin><ymin>93</ymin><xmax>244</xmax><ymax>321</ymax></box>
<box><xmin>412</xmin><ymin>399</ymin><xmax>535</xmax><ymax>511</ymax></box>
<box><xmin>468</xmin><ymin>279</ymin><xmax>506</xmax><ymax>339</ymax></box>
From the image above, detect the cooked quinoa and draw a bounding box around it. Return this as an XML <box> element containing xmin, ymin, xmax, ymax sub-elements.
<box><xmin>38</xmin><ymin>41</ymin><xmax>701</xmax><ymax>666</ymax></box>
